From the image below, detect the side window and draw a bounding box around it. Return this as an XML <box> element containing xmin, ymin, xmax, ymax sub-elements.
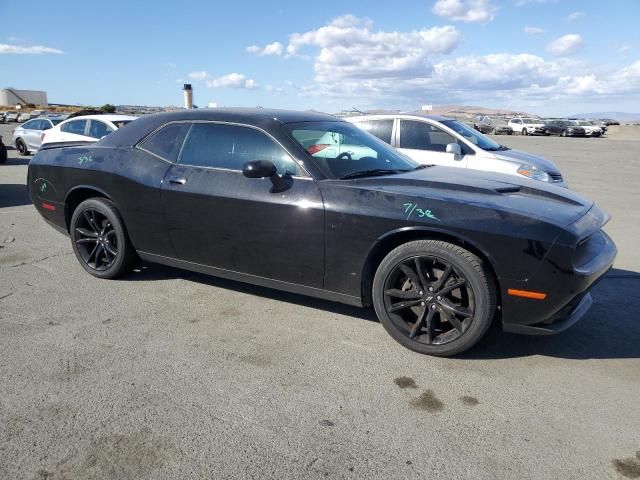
<box><xmin>512</xmin><ymin>119</ymin><xmax>521</xmax><ymax>124</ymax></box>
<box><xmin>140</xmin><ymin>122</ymin><xmax>191</xmax><ymax>162</ymax></box>
<box><xmin>399</xmin><ymin>121</ymin><xmax>456</xmax><ymax>152</ymax></box>
<box><xmin>61</xmin><ymin>119</ymin><xmax>88</xmax><ymax>136</ymax></box>
<box><xmin>357</xmin><ymin>120</ymin><xmax>394</xmax><ymax>144</ymax></box>
<box><xmin>88</xmin><ymin>120</ymin><xmax>114</xmax><ymax>139</ymax></box>
<box><xmin>22</xmin><ymin>120</ymin><xmax>38</xmax><ymax>130</ymax></box>
<box><xmin>178</xmin><ymin>123</ymin><xmax>301</xmax><ymax>175</ymax></box>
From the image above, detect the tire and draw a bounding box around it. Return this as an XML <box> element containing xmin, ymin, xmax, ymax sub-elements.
<box><xmin>15</xmin><ymin>138</ymin><xmax>28</xmax><ymax>156</ymax></box>
<box><xmin>70</xmin><ymin>198</ymin><xmax>137</xmax><ymax>279</ymax></box>
<box><xmin>0</xmin><ymin>143</ymin><xmax>7</xmax><ymax>164</ymax></box>
<box><xmin>522</xmin><ymin>128</ymin><xmax>528</xmax><ymax>136</ymax></box>
<box><xmin>372</xmin><ymin>240</ymin><xmax>496</xmax><ymax>356</ymax></box>
<box><xmin>560</xmin><ymin>130</ymin><xmax>567</xmax><ymax>137</ymax></box>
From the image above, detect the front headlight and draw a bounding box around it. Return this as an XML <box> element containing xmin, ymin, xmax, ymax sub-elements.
<box><xmin>517</xmin><ymin>164</ymin><xmax>552</xmax><ymax>182</ymax></box>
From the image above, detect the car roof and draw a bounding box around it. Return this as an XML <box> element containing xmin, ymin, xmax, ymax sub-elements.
<box><xmin>347</xmin><ymin>113</ymin><xmax>454</xmax><ymax>122</ymax></box>
<box><xmin>98</xmin><ymin>108</ymin><xmax>345</xmax><ymax>149</ymax></box>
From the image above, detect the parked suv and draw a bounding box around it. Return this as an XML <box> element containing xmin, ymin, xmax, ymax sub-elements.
<box><xmin>508</xmin><ymin>117</ymin><xmax>546</xmax><ymax>135</ymax></box>
<box><xmin>348</xmin><ymin>115</ymin><xmax>565</xmax><ymax>185</ymax></box>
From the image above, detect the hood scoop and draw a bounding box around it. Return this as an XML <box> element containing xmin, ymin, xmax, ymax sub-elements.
<box><xmin>495</xmin><ymin>186</ymin><xmax>521</xmax><ymax>194</ymax></box>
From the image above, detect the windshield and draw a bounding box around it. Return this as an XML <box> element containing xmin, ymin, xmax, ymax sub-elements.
<box><xmin>522</xmin><ymin>118</ymin><xmax>538</xmax><ymax>124</ymax></box>
<box><xmin>51</xmin><ymin>119</ymin><xmax>64</xmax><ymax>125</ymax></box>
<box><xmin>285</xmin><ymin>121</ymin><xmax>418</xmax><ymax>179</ymax></box>
<box><xmin>440</xmin><ymin>120</ymin><xmax>503</xmax><ymax>151</ymax></box>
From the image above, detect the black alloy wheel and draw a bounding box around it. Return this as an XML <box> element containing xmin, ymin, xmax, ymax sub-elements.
<box><xmin>16</xmin><ymin>138</ymin><xmax>28</xmax><ymax>155</ymax></box>
<box><xmin>522</xmin><ymin>128</ymin><xmax>528</xmax><ymax>136</ymax></box>
<box><xmin>74</xmin><ymin>208</ymin><xmax>118</xmax><ymax>271</ymax></box>
<box><xmin>373</xmin><ymin>240</ymin><xmax>495</xmax><ymax>356</ymax></box>
<box><xmin>70</xmin><ymin>198</ymin><xmax>136</xmax><ymax>279</ymax></box>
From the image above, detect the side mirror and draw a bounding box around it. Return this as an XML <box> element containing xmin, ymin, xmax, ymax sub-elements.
<box><xmin>446</xmin><ymin>143</ymin><xmax>462</xmax><ymax>160</ymax></box>
<box><xmin>243</xmin><ymin>160</ymin><xmax>277</xmax><ymax>179</ymax></box>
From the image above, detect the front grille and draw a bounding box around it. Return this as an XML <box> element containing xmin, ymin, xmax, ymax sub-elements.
<box><xmin>549</xmin><ymin>173</ymin><xmax>563</xmax><ymax>183</ymax></box>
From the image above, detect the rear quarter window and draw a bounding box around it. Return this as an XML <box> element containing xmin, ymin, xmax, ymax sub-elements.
<box><xmin>139</xmin><ymin>122</ymin><xmax>191</xmax><ymax>162</ymax></box>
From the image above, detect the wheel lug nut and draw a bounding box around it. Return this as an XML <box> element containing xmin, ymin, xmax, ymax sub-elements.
<box><xmin>420</xmin><ymin>302</ymin><xmax>425</xmax><ymax>306</ymax></box>
<box><xmin>437</xmin><ymin>296</ymin><xmax>442</xmax><ymax>301</ymax></box>
<box><xmin>431</xmin><ymin>304</ymin><xmax>436</xmax><ymax>309</ymax></box>
<box><xmin>429</xmin><ymin>287</ymin><xmax>434</xmax><ymax>292</ymax></box>
<box><xmin>419</xmin><ymin>291</ymin><xmax>423</xmax><ymax>295</ymax></box>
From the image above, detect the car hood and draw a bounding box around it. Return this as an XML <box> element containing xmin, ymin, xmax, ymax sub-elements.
<box><xmin>341</xmin><ymin>166</ymin><xmax>593</xmax><ymax>228</ymax></box>
<box><xmin>491</xmin><ymin>149</ymin><xmax>561</xmax><ymax>175</ymax></box>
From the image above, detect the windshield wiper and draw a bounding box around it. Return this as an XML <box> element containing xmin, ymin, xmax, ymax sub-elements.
<box><xmin>340</xmin><ymin>169</ymin><xmax>409</xmax><ymax>180</ymax></box>
<box><xmin>414</xmin><ymin>164</ymin><xmax>435</xmax><ymax>170</ymax></box>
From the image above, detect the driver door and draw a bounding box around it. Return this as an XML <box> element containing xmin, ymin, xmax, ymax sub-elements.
<box><xmin>160</xmin><ymin>122</ymin><xmax>325</xmax><ymax>288</ymax></box>
<box><xmin>396</xmin><ymin>120</ymin><xmax>468</xmax><ymax>168</ymax></box>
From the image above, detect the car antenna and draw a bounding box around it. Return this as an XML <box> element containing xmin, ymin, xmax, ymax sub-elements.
<box><xmin>352</xmin><ymin>106</ymin><xmax>364</xmax><ymax>114</ymax></box>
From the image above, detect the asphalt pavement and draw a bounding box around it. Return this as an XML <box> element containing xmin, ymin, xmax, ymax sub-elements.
<box><xmin>1</xmin><ymin>124</ymin><xmax>639</xmax><ymax>480</ymax></box>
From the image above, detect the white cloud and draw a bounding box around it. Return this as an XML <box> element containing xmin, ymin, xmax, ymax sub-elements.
<box><xmin>285</xmin><ymin>15</ymin><xmax>461</xmax><ymax>82</ymax></box>
<box><xmin>568</xmin><ymin>11</ymin><xmax>585</xmax><ymax>22</ymax></box>
<box><xmin>547</xmin><ymin>34</ymin><xmax>583</xmax><ymax>56</ymax></box>
<box><xmin>188</xmin><ymin>71</ymin><xmax>208</xmax><ymax>80</ymax></box>
<box><xmin>246</xmin><ymin>41</ymin><xmax>283</xmax><ymax>56</ymax></box>
<box><xmin>432</xmin><ymin>0</ymin><xmax>496</xmax><ymax>23</ymax></box>
<box><xmin>0</xmin><ymin>43</ymin><xmax>64</xmax><ymax>54</ymax></box>
<box><xmin>205</xmin><ymin>73</ymin><xmax>258</xmax><ymax>89</ymax></box>
<box><xmin>524</xmin><ymin>26</ymin><xmax>544</xmax><ymax>35</ymax></box>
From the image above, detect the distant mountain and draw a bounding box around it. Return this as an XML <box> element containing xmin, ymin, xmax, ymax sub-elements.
<box><xmin>570</xmin><ymin>112</ymin><xmax>640</xmax><ymax>122</ymax></box>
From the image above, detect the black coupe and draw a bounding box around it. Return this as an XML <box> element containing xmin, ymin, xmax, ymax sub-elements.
<box><xmin>28</xmin><ymin>109</ymin><xmax>616</xmax><ymax>356</ymax></box>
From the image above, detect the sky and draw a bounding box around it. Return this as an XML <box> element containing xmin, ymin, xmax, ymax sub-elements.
<box><xmin>1</xmin><ymin>0</ymin><xmax>639</xmax><ymax>115</ymax></box>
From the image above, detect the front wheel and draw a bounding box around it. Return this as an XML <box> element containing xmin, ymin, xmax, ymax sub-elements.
<box><xmin>561</xmin><ymin>130</ymin><xmax>567</xmax><ymax>137</ymax></box>
<box><xmin>522</xmin><ymin>128</ymin><xmax>528</xmax><ymax>136</ymax></box>
<box><xmin>70</xmin><ymin>198</ymin><xmax>137</xmax><ymax>279</ymax></box>
<box><xmin>372</xmin><ymin>240</ymin><xmax>496</xmax><ymax>356</ymax></box>
<box><xmin>15</xmin><ymin>138</ymin><xmax>28</xmax><ymax>155</ymax></box>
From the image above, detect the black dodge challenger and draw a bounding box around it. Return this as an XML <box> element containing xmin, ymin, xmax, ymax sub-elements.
<box><xmin>28</xmin><ymin>109</ymin><xmax>617</xmax><ymax>356</ymax></box>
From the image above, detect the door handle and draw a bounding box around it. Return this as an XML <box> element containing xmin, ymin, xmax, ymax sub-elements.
<box><xmin>168</xmin><ymin>176</ymin><xmax>187</xmax><ymax>185</ymax></box>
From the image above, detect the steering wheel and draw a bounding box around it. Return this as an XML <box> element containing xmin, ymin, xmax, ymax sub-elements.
<box><xmin>336</xmin><ymin>151</ymin><xmax>353</xmax><ymax>161</ymax></box>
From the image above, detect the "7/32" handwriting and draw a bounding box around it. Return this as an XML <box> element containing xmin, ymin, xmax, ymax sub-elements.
<box><xmin>403</xmin><ymin>203</ymin><xmax>440</xmax><ymax>221</ymax></box>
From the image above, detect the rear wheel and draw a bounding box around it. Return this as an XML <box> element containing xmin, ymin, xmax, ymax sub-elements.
<box><xmin>522</xmin><ymin>128</ymin><xmax>528</xmax><ymax>136</ymax></box>
<box><xmin>561</xmin><ymin>130</ymin><xmax>567</xmax><ymax>137</ymax></box>
<box><xmin>15</xmin><ymin>138</ymin><xmax>28</xmax><ymax>155</ymax></box>
<box><xmin>70</xmin><ymin>198</ymin><xmax>136</xmax><ymax>279</ymax></box>
<box><xmin>372</xmin><ymin>240</ymin><xmax>496</xmax><ymax>356</ymax></box>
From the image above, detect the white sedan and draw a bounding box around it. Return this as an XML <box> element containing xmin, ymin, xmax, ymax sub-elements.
<box><xmin>41</xmin><ymin>114</ymin><xmax>137</xmax><ymax>147</ymax></box>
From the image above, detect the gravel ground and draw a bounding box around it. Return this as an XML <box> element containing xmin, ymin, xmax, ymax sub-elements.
<box><xmin>1</xmin><ymin>124</ymin><xmax>639</xmax><ymax>480</ymax></box>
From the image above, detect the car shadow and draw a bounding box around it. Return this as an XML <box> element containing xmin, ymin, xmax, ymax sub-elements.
<box><xmin>464</xmin><ymin>268</ymin><xmax>640</xmax><ymax>360</ymax></box>
<box><xmin>126</xmin><ymin>263</ymin><xmax>379</xmax><ymax>323</ymax></box>
<box><xmin>0</xmin><ymin>184</ymin><xmax>32</xmax><ymax>207</ymax></box>
<box><xmin>126</xmin><ymin>264</ymin><xmax>640</xmax><ymax>359</ymax></box>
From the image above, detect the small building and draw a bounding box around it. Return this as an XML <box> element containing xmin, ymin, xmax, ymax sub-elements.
<box><xmin>0</xmin><ymin>88</ymin><xmax>48</xmax><ymax>106</ymax></box>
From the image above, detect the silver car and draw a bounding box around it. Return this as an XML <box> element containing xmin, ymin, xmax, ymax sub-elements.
<box><xmin>348</xmin><ymin>114</ymin><xmax>565</xmax><ymax>186</ymax></box>
<box><xmin>12</xmin><ymin>117</ymin><xmax>65</xmax><ymax>155</ymax></box>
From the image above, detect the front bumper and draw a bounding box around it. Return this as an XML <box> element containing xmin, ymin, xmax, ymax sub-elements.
<box><xmin>501</xmin><ymin>229</ymin><xmax>616</xmax><ymax>335</ymax></box>
<box><xmin>503</xmin><ymin>292</ymin><xmax>592</xmax><ymax>335</ymax></box>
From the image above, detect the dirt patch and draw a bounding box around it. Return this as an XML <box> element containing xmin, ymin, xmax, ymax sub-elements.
<box><xmin>460</xmin><ymin>395</ymin><xmax>479</xmax><ymax>406</ymax></box>
<box><xmin>52</xmin><ymin>428</ymin><xmax>177</xmax><ymax>480</ymax></box>
<box><xmin>613</xmin><ymin>451</ymin><xmax>640</xmax><ymax>478</ymax></box>
<box><xmin>409</xmin><ymin>390</ymin><xmax>444</xmax><ymax>412</ymax></box>
<box><xmin>394</xmin><ymin>376</ymin><xmax>417</xmax><ymax>389</ymax></box>
<box><xmin>239</xmin><ymin>353</ymin><xmax>271</xmax><ymax>368</ymax></box>
<box><xmin>319</xmin><ymin>419</ymin><xmax>335</xmax><ymax>427</ymax></box>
